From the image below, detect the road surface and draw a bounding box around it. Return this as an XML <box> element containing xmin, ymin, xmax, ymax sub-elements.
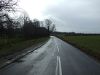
<box><xmin>0</xmin><ymin>36</ymin><xmax>100</xmax><ymax>75</ymax></box>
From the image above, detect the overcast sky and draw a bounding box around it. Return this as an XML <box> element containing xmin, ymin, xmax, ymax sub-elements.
<box><xmin>18</xmin><ymin>0</ymin><xmax>100</xmax><ymax>33</ymax></box>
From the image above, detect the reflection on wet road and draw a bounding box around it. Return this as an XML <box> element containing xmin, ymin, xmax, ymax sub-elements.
<box><xmin>0</xmin><ymin>36</ymin><xmax>100</xmax><ymax>75</ymax></box>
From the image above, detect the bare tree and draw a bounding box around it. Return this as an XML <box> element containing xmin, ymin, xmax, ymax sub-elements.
<box><xmin>45</xmin><ymin>19</ymin><xmax>52</xmax><ymax>32</ymax></box>
<box><xmin>51</xmin><ymin>24</ymin><xmax>56</xmax><ymax>32</ymax></box>
<box><xmin>0</xmin><ymin>0</ymin><xmax>18</xmax><ymax>11</ymax></box>
<box><xmin>33</xmin><ymin>19</ymin><xmax>40</xmax><ymax>28</ymax></box>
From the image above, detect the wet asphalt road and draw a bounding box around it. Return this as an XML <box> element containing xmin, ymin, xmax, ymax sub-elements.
<box><xmin>0</xmin><ymin>36</ymin><xmax>100</xmax><ymax>75</ymax></box>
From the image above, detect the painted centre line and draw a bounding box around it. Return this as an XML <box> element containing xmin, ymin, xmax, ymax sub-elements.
<box><xmin>55</xmin><ymin>56</ymin><xmax>62</xmax><ymax>75</ymax></box>
<box><xmin>54</xmin><ymin>38</ymin><xmax>62</xmax><ymax>75</ymax></box>
<box><xmin>55</xmin><ymin>39</ymin><xmax>59</xmax><ymax>52</ymax></box>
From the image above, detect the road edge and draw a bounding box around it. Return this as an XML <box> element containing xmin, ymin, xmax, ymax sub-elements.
<box><xmin>55</xmin><ymin>36</ymin><xmax>100</xmax><ymax>62</ymax></box>
<box><xmin>0</xmin><ymin>38</ymin><xmax>49</xmax><ymax>69</ymax></box>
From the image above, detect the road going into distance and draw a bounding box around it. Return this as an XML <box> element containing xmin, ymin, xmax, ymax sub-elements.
<box><xmin>0</xmin><ymin>36</ymin><xmax>100</xmax><ymax>75</ymax></box>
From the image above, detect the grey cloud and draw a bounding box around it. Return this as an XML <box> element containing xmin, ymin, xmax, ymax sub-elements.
<box><xmin>43</xmin><ymin>0</ymin><xmax>100</xmax><ymax>33</ymax></box>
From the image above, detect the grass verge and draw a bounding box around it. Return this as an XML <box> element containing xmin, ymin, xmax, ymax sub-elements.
<box><xmin>0</xmin><ymin>37</ymin><xmax>49</xmax><ymax>58</ymax></box>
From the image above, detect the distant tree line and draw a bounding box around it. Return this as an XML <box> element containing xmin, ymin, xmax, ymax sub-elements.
<box><xmin>52</xmin><ymin>32</ymin><xmax>100</xmax><ymax>36</ymax></box>
<box><xmin>0</xmin><ymin>0</ymin><xmax>56</xmax><ymax>39</ymax></box>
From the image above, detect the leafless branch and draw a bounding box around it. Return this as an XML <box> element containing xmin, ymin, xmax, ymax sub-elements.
<box><xmin>0</xmin><ymin>0</ymin><xmax>18</xmax><ymax>12</ymax></box>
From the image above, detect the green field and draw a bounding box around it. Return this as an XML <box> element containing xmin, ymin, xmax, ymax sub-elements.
<box><xmin>60</xmin><ymin>35</ymin><xmax>100</xmax><ymax>60</ymax></box>
<box><xmin>0</xmin><ymin>37</ymin><xmax>48</xmax><ymax>57</ymax></box>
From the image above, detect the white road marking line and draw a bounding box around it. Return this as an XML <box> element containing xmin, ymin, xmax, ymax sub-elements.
<box><xmin>58</xmin><ymin>56</ymin><xmax>62</xmax><ymax>75</ymax></box>
<box><xmin>54</xmin><ymin>39</ymin><xmax>59</xmax><ymax>52</ymax></box>
<box><xmin>52</xmin><ymin>44</ymin><xmax>57</xmax><ymax>56</ymax></box>
<box><xmin>54</xmin><ymin>38</ymin><xmax>62</xmax><ymax>75</ymax></box>
<box><xmin>56</xmin><ymin>43</ymin><xmax>59</xmax><ymax>52</ymax></box>
<box><xmin>55</xmin><ymin>56</ymin><xmax>59</xmax><ymax>75</ymax></box>
<box><xmin>55</xmin><ymin>56</ymin><xmax>63</xmax><ymax>75</ymax></box>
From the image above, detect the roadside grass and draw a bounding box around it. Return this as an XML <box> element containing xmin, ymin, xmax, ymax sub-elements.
<box><xmin>58</xmin><ymin>35</ymin><xmax>100</xmax><ymax>60</ymax></box>
<box><xmin>0</xmin><ymin>37</ymin><xmax>49</xmax><ymax>57</ymax></box>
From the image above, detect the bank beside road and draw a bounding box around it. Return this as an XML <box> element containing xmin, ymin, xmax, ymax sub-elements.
<box><xmin>56</xmin><ymin>35</ymin><xmax>100</xmax><ymax>61</ymax></box>
<box><xmin>0</xmin><ymin>37</ymin><xmax>49</xmax><ymax>69</ymax></box>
